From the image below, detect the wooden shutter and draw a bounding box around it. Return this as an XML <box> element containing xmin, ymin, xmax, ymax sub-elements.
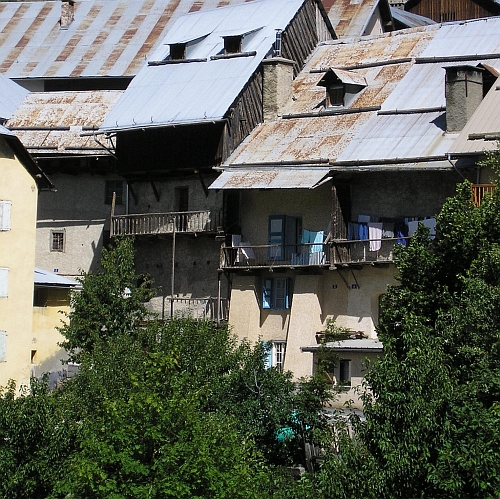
<box><xmin>0</xmin><ymin>201</ymin><xmax>12</xmax><ymax>231</ymax></box>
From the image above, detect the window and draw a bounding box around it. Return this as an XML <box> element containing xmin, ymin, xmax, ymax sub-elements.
<box><xmin>339</xmin><ymin>359</ymin><xmax>351</xmax><ymax>387</ymax></box>
<box><xmin>0</xmin><ymin>267</ymin><xmax>8</xmax><ymax>298</ymax></box>
<box><xmin>175</xmin><ymin>186</ymin><xmax>189</xmax><ymax>212</ymax></box>
<box><xmin>327</xmin><ymin>83</ymin><xmax>344</xmax><ymax>107</ymax></box>
<box><xmin>0</xmin><ymin>331</ymin><xmax>6</xmax><ymax>362</ymax></box>
<box><xmin>105</xmin><ymin>180</ymin><xmax>123</xmax><ymax>205</ymax></box>
<box><xmin>224</xmin><ymin>35</ymin><xmax>242</xmax><ymax>54</ymax></box>
<box><xmin>0</xmin><ymin>201</ymin><xmax>11</xmax><ymax>231</ymax></box>
<box><xmin>262</xmin><ymin>277</ymin><xmax>291</xmax><ymax>310</ymax></box>
<box><xmin>51</xmin><ymin>230</ymin><xmax>65</xmax><ymax>252</ymax></box>
<box><xmin>264</xmin><ymin>341</ymin><xmax>286</xmax><ymax>371</ymax></box>
<box><xmin>170</xmin><ymin>43</ymin><xmax>186</xmax><ymax>60</ymax></box>
<box><xmin>33</xmin><ymin>287</ymin><xmax>48</xmax><ymax>307</ymax></box>
<box><xmin>268</xmin><ymin>215</ymin><xmax>302</xmax><ymax>261</ymax></box>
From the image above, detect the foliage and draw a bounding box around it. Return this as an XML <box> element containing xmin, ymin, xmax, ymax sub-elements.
<box><xmin>358</xmin><ymin>179</ymin><xmax>500</xmax><ymax>498</ymax></box>
<box><xmin>0</xmin><ymin>237</ymin><xmax>332</xmax><ymax>498</ymax></box>
<box><xmin>58</xmin><ymin>236</ymin><xmax>155</xmax><ymax>361</ymax></box>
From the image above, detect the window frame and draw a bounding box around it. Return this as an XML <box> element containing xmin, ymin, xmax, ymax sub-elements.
<box><xmin>262</xmin><ymin>277</ymin><xmax>291</xmax><ymax>310</ymax></box>
<box><xmin>264</xmin><ymin>340</ymin><xmax>286</xmax><ymax>372</ymax></box>
<box><xmin>50</xmin><ymin>230</ymin><xmax>65</xmax><ymax>252</ymax></box>
<box><xmin>105</xmin><ymin>180</ymin><xmax>124</xmax><ymax>205</ymax></box>
<box><xmin>0</xmin><ymin>267</ymin><xmax>8</xmax><ymax>298</ymax></box>
<box><xmin>0</xmin><ymin>201</ymin><xmax>12</xmax><ymax>231</ymax></box>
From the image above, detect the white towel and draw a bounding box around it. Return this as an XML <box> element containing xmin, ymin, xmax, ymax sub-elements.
<box><xmin>368</xmin><ymin>223</ymin><xmax>383</xmax><ymax>251</ymax></box>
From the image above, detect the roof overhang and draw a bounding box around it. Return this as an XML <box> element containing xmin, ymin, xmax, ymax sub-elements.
<box><xmin>209</xmin><ymin>167</ymin><xmax>330</xmax><ymax>189</ymax></box>
<box><xmin>34</xmin><ymin>268</ymin><xmax>80</xmax><ymax>288</ymax></box>
<box><xmin>302</xmin><ymin>339</ymin><xmax>383</xmax><ymax>353</ymax></box>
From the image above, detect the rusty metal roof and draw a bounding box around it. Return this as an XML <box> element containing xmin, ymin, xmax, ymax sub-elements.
<box><xmin>222</xmin><ymin>17</ymin><xmax>500</xmax><ymax>175</ymax></box>
<box><xmin>450</xmin><ymin>77</ymin><xmax>500</xmax><ymax>156</ymax></box>
<box><xmin>100</xmin><ymin>0</ymin><xmax>310</xmax><ymax>130</ymax></box>
<box><xmin>0</xmin><ymin>74</ymin><xmax>28</xmax><ymax>120</ymax></box>
<box><xmin>0</xmin><ymin>0</ymin><xmax>256</xmax><ymax>80</ymax></box>
<box><xmin>324</xmin><ymin>0</ymin><xmax>392</xmax><ymax>38</ymax></box>
<box><xmin>6</xmin><ymin>90</ymin><xmax>123</xmax><ymax>155</ymax></box>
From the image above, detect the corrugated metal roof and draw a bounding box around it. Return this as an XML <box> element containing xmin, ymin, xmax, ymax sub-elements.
<box><xmin>450</xmin><ymin>78</ymin><xmax>500</xmax><ymax>155</ymax></box>
<box><xmin>6</xmin><ymin>90</ymin><xmax>123</xmax><ymax>155</ymax></box>
<box><xmin>302</xmin><ymin>338</ymin><xmax>383</xmax><ymax>352</ymax></box>
<box><xmin>0</xmin><ymin>75</ymin><xmax>29</xmax><ymax>120</ymax></box>
<box><xmin>0</xmin><ymin>124</ymin><xmax>14</xmax><ymax>137</ymax></box>
<box><xmin>0</xmin><ymin>0</ymin><xmax>256</xmax><ymax>80</ymax></box>
<box><xmin>209</xmin><ymin>167</ymin><xmax>329</xmax><ymax>189</ymax></box>
<box><xmin>34</xmin><ymin>267</ymin><xmax>79</xmax><ymax>287</ymax></box>
<box><xmin>100</xmin><ymin>0</ymin><xmax>307</xmax><ymax>130</ymax></box>
<box><xmin>390</xmin><ymin>6</ymin><xmax>435</xmax><ymax>28</ymax></box>
<box><xmin>324</xmin><ymin>0</ymin><xmax>387</xmax><ymax>38</ymax></box>
<box><xmin>221</xmin><ymin>17</ymin><xmax>500</xmax><ymax>175</ymax></box>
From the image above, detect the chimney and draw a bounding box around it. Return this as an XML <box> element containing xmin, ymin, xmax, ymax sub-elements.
<box><xmin>445</xmin><ymin>65</ymin><xmax>484</xmax><ymax>132</ymax></box>
<box><xmin>60</xmin><ymin>0</ymin><xmax>75</xmax><ymax>29</ymax></box>
<box><xmin>262</xmin><ymin>57</ymin><xmax>294</xmax><ymax>122</ymax></box>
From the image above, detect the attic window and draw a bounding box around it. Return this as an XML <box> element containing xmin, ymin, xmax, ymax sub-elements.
<box><xmin>170</xmin><ymin>43</ymin><xmax>186</xmax><ymax>60</ymax></box>
<box><xmin>224</xmin><ymin>36</ymin><xmax>242</xmax><ymax>54</ymax></box>
<box><xmin>317</xmin><ymin>68</ymin><xmax>367</xmax><ymax>108</ymax></box>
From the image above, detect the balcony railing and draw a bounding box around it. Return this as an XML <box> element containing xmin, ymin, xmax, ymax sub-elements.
<box><xmin>220</xmin><ymin>242</ymin><xmax>330</xmax><ymax>269</ymax></box>
<box><xmin>471</xmin><ymin>184</ymin><xmax>495</xmax><ymax>207</ymax></box>
<box><xmin>331</xmin><ymin>237</ymin><xmax>411</xmax><ymax>265</ymax></box>
<box><xmin>111</xmin><ymin>210</ymin><xmax>222</xmax><ymax>237</ymax></box>
<box><xmin>147</xmin><ymin>296</ymin><xmax>229</xmax><ymax>321</ymax></box>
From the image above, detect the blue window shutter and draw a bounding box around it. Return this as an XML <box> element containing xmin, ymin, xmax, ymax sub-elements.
<box><xmin>285</xmin><ymin>278</ymin><xmax>290</xmax><ymax>309</ymax></box>
<box><xmin>263</xmin><ymin>341</ymin><xmax>273</xmax><ymax>369</ymax></box>
<box><xmin>263</xmin><ymin>278</ymin><xmax>272</xmax><ymax>309</ymax></box>
<box><xmin>268</xmin><ymin>216</ymin><xmax>285</xmax><ymax>260</ymax></box>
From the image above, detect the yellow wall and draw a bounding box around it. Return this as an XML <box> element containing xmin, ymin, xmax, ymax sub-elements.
<box><xmin>0</xmin><ymin>137</ymin><xmax>38</xmax><ymax>389</ymax></box>
<box><xmin>228</xmin><ymin>266</ymin><xmax>396</xmax><ymax>381</ymax></box>
<box><xmin>32</xmin><ymin>287</ymin><xmax>71</xmax><ymax>379</ymax></box>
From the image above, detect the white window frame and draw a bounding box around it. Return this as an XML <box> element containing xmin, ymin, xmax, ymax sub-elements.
<box><xmin>0</xmin><ymin>201</ymin><xmax>12</xmax><ymax>231</ymax></box>
<box><xmin>0</xmin><ymin>267</ymin><xmax>8</xmax><ymax>298</ymax></box>
<box><xmin>0</xmin><ymin>331</ymin><xmax>6</xmax><ymax>362</ymax></box>
<box><xmin>264</xmin><ymin>341</ymin><xmax>286</xmax><ymax>372</ymax></box>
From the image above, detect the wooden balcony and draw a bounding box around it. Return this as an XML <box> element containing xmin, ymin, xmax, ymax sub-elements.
<box><xmin>471</xmin><ymin>184</ymin><xmax>495</xmax><ymax>207</ymax></box>
<box><xmin>111</xmin><ymin>210</ymin><xmax>222</xmax><ymax>237</ymax></box>
<box><xmin>220</xmin><ymin>242</ymin><xmax>330</xmax><ymax>270</ymax></box>
<box><xmin>147</xmin><ymin>295</ymin><xmax>229</xmax><ymax>321</ymax></box>
<box><xmin>331</xmin><ymin>237</ymin><xmax>411</xmax><ymax>266</ymax></box>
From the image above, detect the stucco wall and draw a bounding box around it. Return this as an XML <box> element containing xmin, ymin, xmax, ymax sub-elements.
<box><xmin>36</xmin><ymin>172</ymin><xmax>126</xmax><ymax>277</ymax></box>
<box><xmin>32</xmin><ymin>287</ymin><xmax>72</xmax><ymax>381</ymax></box>
<box><xmin>0</xmin><ymin>137</ymin><xmax>37</xmax><ymax>388</ymax></box>
<box><xmin>238</xmin><ymin>184</ymin><xmax>331</xmax><ymax>246</ymax></box>
<box><xmin>228</xmin><ymin>266</ymin><xmax>396</xmax><ymax>380</ymax></box>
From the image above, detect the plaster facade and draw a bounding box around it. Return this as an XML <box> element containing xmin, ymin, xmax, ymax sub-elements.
<box><xmin>0</xmin><ymin>137</ymin><xmax>38</xmax><ymax>388</ymax></box>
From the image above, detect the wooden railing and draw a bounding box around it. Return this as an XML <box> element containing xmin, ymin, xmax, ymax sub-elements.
<box><xmin>147</xmin><ymin>296</ymin><xmax>229</xmax><ymax>321</ymax></box>
<box><xmin>111</xmin><ymin>210</ymin><xmax>222</xmax><ymax>237</ymax></box>
<box><xmin>220</xmin><ymin>243</ymin><xmax>330</xmax><ymax>269</ymax></box>
<box><xmin>331</xmin><ymin>237</ymin><xmax>411</xmax><ymax>265</ymax></box>
<box><xmin>471</xmin><ymin>184</ymin><xmax>495</xmax><ymax>207</ymax></box>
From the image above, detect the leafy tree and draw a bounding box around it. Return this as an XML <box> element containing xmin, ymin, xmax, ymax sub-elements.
<box><xmin>357</xmin><ymin>179</ymin><xmax>500</xmax><ymax>498</ymax></box>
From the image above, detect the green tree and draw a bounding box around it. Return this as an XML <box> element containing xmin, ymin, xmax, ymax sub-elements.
<box><xmin>358</xmin><ymin>179</ymin><xmax>500</xmax><ymax>498</ymax></box>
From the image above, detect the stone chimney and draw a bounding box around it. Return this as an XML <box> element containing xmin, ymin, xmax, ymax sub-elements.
<box><xmin>445</xmin><ymin>65</ymin><xmax>484</xmax><ymax>132</ymax></box>
<box><xmin>60</xmin><ymin>0</ymin><xmax>75</xmax><ymax>29</ymax></box>
<box><xmin>262</xmin><ymin>57</ymin><xmax>294</xmax><ymax>122</ymax></box>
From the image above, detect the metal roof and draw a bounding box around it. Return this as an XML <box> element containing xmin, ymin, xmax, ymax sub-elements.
<box><xmin>0</xmin><ymin>0</ymin><xmax>256</xmax><ymax>80</ymax></box>
<box><xmin>209</xmin><ymin>167</ymin><xmax>330</xmax><ymax>189</ymax></box>
<box><xmin>220</xmin><ymin>17</ymin><xmax>500</xmax><ymax>176</ymax></box>
<box><xmin>6</xmin><ymin>90</ymin><xmax>123</xmax><ymax>155</ymax></box>
<box><xmin>34</xmin><ymin>267</ymin><xmax>79</xmax><ymax>287</ymax></box>
<box><xmin>323</xmin><ymin>0</ymin><xmax>392</xmax><ymax>38</ymax></box>
<box><xmin>302</xmin><ymin>338</ymin><xmax>383</xmax><ymax>352</ymax></box>
<box><xmin>100</xmin><ymin>0</ymin><xmax>308</xmax><ymax>131</ymax></box>
<box><xmin>450</xmin><ymin>78</ymin><xmax>500</xmax><ymax>155</ymax></box>
<box><xmin>0</xmin><ymin>75</ymin><xmax>29</xmax><ymax>120</ymax></box>
<box><xmin>390</xmin><ymin>6</ymin><xmax>435</xmax><ymax>28</ymax></box>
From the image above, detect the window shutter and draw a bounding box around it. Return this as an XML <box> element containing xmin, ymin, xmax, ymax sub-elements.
<box><xmin>0</xmin><ymin>201</ymin><xmax>12</xmax><ymax>231</ymax></box>
<box><xmin>263</xmin><ymin>341</ymin><xmax>273</xmax><ymax>369</ymax></box>
<box><xmin>0</xmin><ymin>331</ymin><xmax>5</xmax><ymax>362</ymax></box>
<box><xmin>274</xmin><ymin>277</ymin><xmax>288</xmax><ymax>310</ymax></box>
<box><xmin>262</xmin><ymin>278</ymin><xmax>272</xmax><ymax>309</ymax></box>
<box><xmin>0</xmin><ymin>268</ymin><xmax>8</xmax><ymax>297</ymax></box>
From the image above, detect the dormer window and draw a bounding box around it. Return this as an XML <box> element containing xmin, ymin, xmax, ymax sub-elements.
<box><xmin>317</xmin><ymin>68</ymin><xmax>367</xmax><ymax>108</ymax></box>
<box><xmin>224</xmin><ymin>35</ymin><xmax>242</xmax><ymax>54</ymax></box>
<box><xmin>170</xmin><ymin>43</ymin><xmax>186</xmax><ymax>60</ymax></box>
